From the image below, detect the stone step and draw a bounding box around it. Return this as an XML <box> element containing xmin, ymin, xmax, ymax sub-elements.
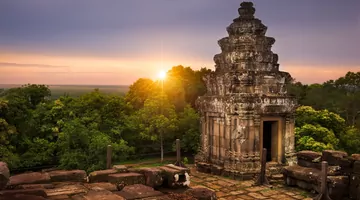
<box><xmin>87</xmin><ymin>169</ymin><xmax>118</xmax><ymax>183</ymax></box>
<box><xmin>108</xmin><ymin>172</ymin><xmax>145</xmax><ymax>187</ymax></box>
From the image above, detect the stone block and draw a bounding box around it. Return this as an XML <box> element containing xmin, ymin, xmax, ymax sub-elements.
<box><xmin>88</xmin><ymin>169</ymin><xmax>117</xmax><ymax>183</ymax></box>
<box><xmin>112</xmin><ymin>165</ymin><xmax>128</xmax><ymax>173</ymax></box>
<box><xmin>158</xmin><ymin>166</ymin><xmax>190</xmax><ymax>188</ymax></box>
<box><xmin>48</xmin><ymin>170</ymin><xmax>87</xmax><ymax>182</ymax></box>
<box><xmin>281</xmin><ymin>165</ymin><xmax>320</xmax><ymax>184</ymax></box>
<box><xmin>184</xmin><ymin>188</ymin><xmax>217</xmax><ymax>200</ymax></box>
<box><xmin>2</xmin><ymin>194</ymin><xmax>47</xmax><ymax>200</ymax></box>
<box><xmin>16</xmin><ymin>183</ymin><xmax>55</xmax><ymax>190</ymax></box>
<box><xmin>349</xmin><ymin>174</ymin><xmax>360</xmax><ymax>199</ymax></box>
<box><xmin>73</xmin><ymin>190</ymin><xmax>125</xmax><ymax>200</ymax></box>
<box><xmin>327</xmin><ymin>176</ymin><xmax>349</xmax><ymax>199</ymax></box>
<box><xmin>322</xmin><ymin>150</ymin><xmax>350</xmax><ymax>166</ymax></box>
<box><xmin>114</xmin><ymin>184</ymin><xmax>164</xmax><ymax>200</ymax></box>
<box><xmin>210</xmin><ymin>164</ymin><xmax>224</xmax><ymax>176</ymax></box>
<box><xmin>353</xmin><ymin>161</ymin><xmax>360</xmax><ymax>175</ymax></box>
<box><xmin>0</xmin><ymin>162</ymin><xmax>10</xmax><ymax>190</ymax></box>
<box><xmin>8</xmin><ymin>172</ymin><xmax>51</xmax><ymax>187</ymax></box>
<box><xmin>297</xmin><ymin>151</ymin><xmax>322</xmax><ymax>162</ymax></box>
<box><xmin>0</xmin><ymin>189</ymin><xmax>47</xmax><ymax>198</ymax></box>
<box><xmin>84</xmin><ymin>182</ymin><xmax>118</xmax><ymax>191</ymax></box>
<box><xmin>108</xmin><ymin>173</ymin><xmax>145</xmax><ymax>188</ymax></box>
<box><xmin>133</xmin><ymin>167</ymin><xmax>163</xmax><ymax>188</ymax></box>
<box><xmin>45</xmin><ymin>184</ymin><xmax>87</xmax><ymax>197</ymax></box>
<box><xmin>351</xmin><ymin>154</ymin><xmax>360</xmax><ymax>161</ymax></box>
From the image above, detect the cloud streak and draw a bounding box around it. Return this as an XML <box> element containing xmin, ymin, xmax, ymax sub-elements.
<box><xmin>0</xmin><ymin>62</ymin><xmax>69</xmax><ymax>68</ymax></box>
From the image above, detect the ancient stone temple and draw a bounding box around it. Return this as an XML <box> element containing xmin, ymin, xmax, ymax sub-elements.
<box><xmin>195</xmin><ymin>2</ymin><xmax>297</xmax><ymax>177</ymax></box>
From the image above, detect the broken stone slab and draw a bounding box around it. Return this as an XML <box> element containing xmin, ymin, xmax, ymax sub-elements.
<box><xmin>108</xmin><ymin>172</ymin><xmax>145</xmax><ymax>189</ymax></box>
<box><xmin>114</xmin><ymin>184</ymin><xmax>164</xmax><ymax>200</ymax></box>
<box><xmin>322</xmin><ymin>150</ymin><xmax>351</xmax><ymax>167</ymax></box>
<box><xmin>87</xmin><ymin>169</ymin><xmax>117</xmax><ymax>183</ymax></box>
<box><xmin>83</xmin><ymin>182</ymin><xmax>118</xmax><ymax>191</ymax></box>
<box><xmin>112</xmin><ymin>165</ymin><xmax>128</xmax><ymax>173</ymax></box>
<box><xmin>0</xmin><ymin>162</ymin><xmax>10</xmax><ymax>190</ymax></box>
<box><xmin>44</xmin><ymin>184</ymin><xmax>87</xmax><ymax>197</ymax></box>
<box><xmin>48</xmin><ymin>170</ymin><xmax>87</xmax><ymax>182</ymax></box>
<box><xmin>72</xmin><ymin>190</ymin><xmax>125</xmax><ymax>200</ymax></box>
<box><xmin>297</xmin><ymin>151</ymin><xmax>322</xmax><ymax>162</ymax></box>
<box><xmin>184</xmin><ymin>188</ymin><xmax>217</xmax><ymax>200</ymax></box>
<box><xmin>8</xmin><ymin>172</ymin><xmax>51</xmax><ymax>188</ymax></box>
<box><xmin>0</xmin><ymin>188</ymin><xmax>47</xmax><ymax>197</ymax></box>
<box><xmin>281</xmin><ymin>165</ymin><xmax>320</xmax><ymax>184</ymax></box>
<box><xmin>130</xmin><ymin>167</ymin><xmax>164</xmax><ymax>188</ymax></box>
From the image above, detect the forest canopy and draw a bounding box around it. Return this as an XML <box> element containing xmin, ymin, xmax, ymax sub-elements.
<box><xmin>0</xmin><ymin>68</ymin><xmax>359</xmax><ymax>172</ymax></box>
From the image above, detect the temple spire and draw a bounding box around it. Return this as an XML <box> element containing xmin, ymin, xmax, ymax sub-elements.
<box><xmin>238</xmin><ymin>2</ymin><xmax>255</xmax><ymax>19</ymax></box>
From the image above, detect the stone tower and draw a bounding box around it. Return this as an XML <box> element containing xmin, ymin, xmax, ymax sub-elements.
<box><xmin>195</xmin><ymin>2</ymin><xmax>297</xmax><ymax>178</ymax></box>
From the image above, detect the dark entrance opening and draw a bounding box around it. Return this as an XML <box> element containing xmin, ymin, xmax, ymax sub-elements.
<box><xmin>262</xmin><ymin>121</ymin><xmax>275</xmax><ymax>162</ymax></box>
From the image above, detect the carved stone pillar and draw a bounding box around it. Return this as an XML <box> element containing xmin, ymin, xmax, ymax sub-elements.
<box><xmin>253</xmin><ymin>115</ymin><xmax>261</xmax><ymax>156</ymax></box>
<box><xmin>284</xmin><ymin>115</ymin><xmax>296</xmax><ymax>165</ymax></box>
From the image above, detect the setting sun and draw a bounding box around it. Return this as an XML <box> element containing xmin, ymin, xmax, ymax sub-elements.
<box><xmin>158</xmin><ymin>70</ymin><xmax>166</xmax><ymax>80</ymax></box>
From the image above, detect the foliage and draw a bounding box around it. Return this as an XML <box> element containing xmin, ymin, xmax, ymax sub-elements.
<box><xmin>176</xmin><ymin>104</ymin><xmax>200</xmax><ymax>153</ymax></box>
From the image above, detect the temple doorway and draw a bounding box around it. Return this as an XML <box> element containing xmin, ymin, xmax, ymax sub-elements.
<box><xmin>261</xmin><ymin>120</ymin><xmax>280</xmax><ymax>162</ymax></box>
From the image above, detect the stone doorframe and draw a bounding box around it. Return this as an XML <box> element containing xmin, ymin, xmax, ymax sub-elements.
<box><xmin>259</xmin><ymin>116</ymin><xmax>284</xmax><ymax>164</ymax></box>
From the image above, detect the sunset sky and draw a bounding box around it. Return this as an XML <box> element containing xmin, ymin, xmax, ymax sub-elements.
<box><xmin>1</xmin><ymin>0</ymin><xmax>359</xmax><ymax>85</ymax></box>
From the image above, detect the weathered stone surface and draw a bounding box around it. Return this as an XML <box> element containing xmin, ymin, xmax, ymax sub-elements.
<box><xmin>0</xmin><ymin>162</ymin><xmax>10</xmax><ymax>190</ymax></box>
<box><xmin>108</xmin><ymin>173</ymin><xmax>145</xmax><ymax>187</ymax></box>
<box><xmin>8</xmin><ymin>172</ymin><xmax>51</xmax><ymax>187</ymax></box>
<box><xmin>112</xmin><ymin>165</ymin><xmax>128</xmax><ymax>173</ymax></box>
<box><xmin>327</xmin><ymin>176</ymin><xmax>349</xmax><ymax>199</ymax></box>
<box><xmin>349</xmin><ymin>173</ymin><xmax>360</xmax><ymax>199</ymax></box>
<box><xmin>16</xmin><ymin>183</ymin><xmax>55</xmax><ymax>190</ymax></box>
<box><xmin>134</xmin><ymin>167</ymin><xmax>164</xmax><ymax>188</ymax></box>
<box><xmin>1</xmin><ymin>194</ymin><xmax>47</xmax><ymax>200</ymax></box>
<box><xmin>297</xmin><ymin>151</ymin><xmax>322</xmax><ymax>161</ymax></box>
<box><xmin>353</xmin><ymin>161</ymin><xmax>360</xmax><ymax>174</ymax></box>
<box><xmin>282</xmin><ymin>165</ymin><xmax>320</xmax><ymax>184</ymax></box>
<box><xmin>73</xmin><ymin>190</ymin><xmax>125</xmax><ymax>200</ymax></box>
<box><xmin>83</xmin><ymin>182</ymin><xmax>118</xmax><ymax>191</ymax></box>
<box><xmin>184</xmin><ymin>188</ymin><xmax>217</xmax><ymax>200</ymax></box>
<box><xmin>194</xmin><ymin>1</ymin><xmax>296</xmax><ymax>176</ymax></box>
<box><xmin>322</xmin><ymin>150</ymin><xmax>350</xmax><ymax>166</ymax></box>
<box><xmin>351</xmin><ymin>154</ymin><xmax>360</xmax><ymax>161</ymax></box>
<box><xmin>114</xmin><ymin>184</ymin><xmax>163</xmax><ymax>200</ymax></box>
<box><xmin>48</xmin><ymin>170</ymin><xmax>86</xmax><ymax>182</ymax></box>
<box><xmin>47</xmin><ymin>194</ymin><xmax>70</xmax><ymax>199</ymax></box>
<box><xmin>45</xmin><ymin>184</ymin><xmax>87</xmax><ymax>197</ymax></box>
<box><xmin>87</xmin><ymin>169</ymin><xmax>117</xmax><ymax>183</ymax></box>
<box><xmin>0</xmin><ymin>189</ymin><xmax>47</xmax><ymax>197</ymax></box>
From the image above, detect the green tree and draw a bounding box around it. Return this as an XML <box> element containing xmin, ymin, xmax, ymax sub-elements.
<box><xmin>177</xmin><ymin>104</ymin><xmax>200</xmax><ymax>153</ymax></box>
<box><xmin>295</xmin><ymin>106</ymin><xmax>343</xmax><ymax>152</ymax></box>
<box><xmin>132</xmin><ymin>92</ymin><xmax>178</xmax><ymax>162</ymax></box>
<box><xmin>125</xmin><ymin>78</ymin><xmax>160</xmax><ymax>110</ymax></box>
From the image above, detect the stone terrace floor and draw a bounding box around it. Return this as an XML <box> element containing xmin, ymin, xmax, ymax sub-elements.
<box><xmin>188</xmin><ymin>168</ymin><xmax>315</xmax><ymax>200</ymax></box>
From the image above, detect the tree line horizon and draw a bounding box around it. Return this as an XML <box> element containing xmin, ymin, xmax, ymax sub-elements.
<box><xmin>0</xmin><ymin>65</ymin><xmax>359</xmax><ymax>173</ymax></box>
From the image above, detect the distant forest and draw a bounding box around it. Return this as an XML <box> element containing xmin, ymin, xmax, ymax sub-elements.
<box><xmin>0</xmin><ymin>66</ymin><xmax>359</xmax><ymax>173</ymax></box>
